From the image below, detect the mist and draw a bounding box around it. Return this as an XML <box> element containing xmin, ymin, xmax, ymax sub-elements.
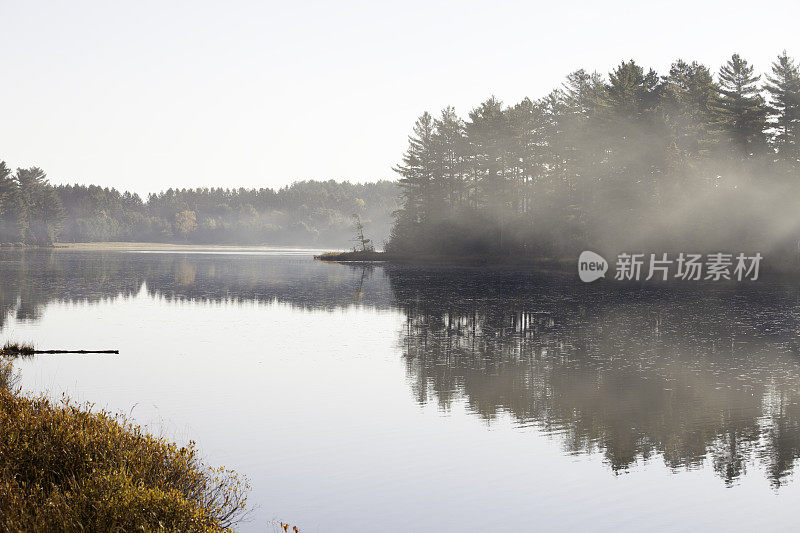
<box><xmin>387</xmin><ymin>54</ymin><xmax>800</xmax><ymax>271</ymax></box>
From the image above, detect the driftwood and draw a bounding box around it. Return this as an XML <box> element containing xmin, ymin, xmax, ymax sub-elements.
<box><xmin>0</xmin><ymin>349</ymin><xmax>119</xmax><ymax>355</ymax></box>
<box><xmin>30</xmin><ymin>350</ymin><xmax>119</xmax><ymax>354</ymax></box>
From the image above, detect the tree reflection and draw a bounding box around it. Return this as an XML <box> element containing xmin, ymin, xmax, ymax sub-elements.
<box><xmin>0</xmin><ymin>250</ymin><xmax>392</xmax><ymax>327</ymax></box>
<box><xmin>388</xmin><ymin>267</ymin><xmax>800</xmax><ymax>487</ymax></box>
<box><xmin>4</xmin><ymin>250</ymin><xmax>800</xmax><ymax>486</ymax></box>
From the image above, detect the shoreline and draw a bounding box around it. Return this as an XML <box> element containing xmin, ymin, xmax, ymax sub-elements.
<box><xmin>0</xmin><ymin>353</ymin><xmax>249</xmax><ymax>530</ymax></box>
<box><xmin>314</xmin><ymin>250</ymin><xmax>800</xmax><ymax>278</ymax></box>
<box><xmin>314</xmin><ymin>250</ymin><xmax>573</xmax><ymax>269</ymax></box>
<box><xmin>9</xmin><ymin>242</ymin><xmax>335</xmax><ymax>253</ymax></box>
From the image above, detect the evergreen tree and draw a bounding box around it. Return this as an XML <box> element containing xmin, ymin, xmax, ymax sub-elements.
<box><xmin>14</xmin><ymin>167</ymin><xmax>63</xmax><ymax>244</ymax></box>
<box><xmin>466</xmin><ymin>97</ymin><xmax>511</xmax><ymax>214</ymax></box>
<box><xmin>393</xmin><ymin>112</ymin><xmax>437</xmax><ymax>227</ymax></box>
<box><xmin>663</xmin><ymin>60</ymin><xmax>717</xmax><ymax>157</ymax></box>
<box><xmin>712</xmin><ymin>54</ymin><xmax>769</xmax><ymax>156</ymax></box>
<box><xmin>466</xmin><ymin>97</ymin><xmax>515</xmax><ymax>251</ymax></box>
<box><xmin>765</xmin><ymin>51</ymin><xmax>800</xmax><ymax>160</ymax></box>
<box><xmin>603</xmin><ymin>61</ymin><xmax>668</xmax><ymax>212</ymax></box>
<box><xmin>0</xmin><ymin>162</ymin><xmax>23</xmax><ymax>243</ymax></box>
<box><xmin>605</xmin><ymin>60</ymin><xmax>663</xmax><ymax>121</ymax></box>
<box><xmin>506</xmin><ymin>97</ymin><xmax>548</xmax><ymax>215</ymax></box>
<box><xmin>562</xmin><ymin>69</ymin><xmax>606</xmax><ymax>117</ymax></box>
<box><xmin>432</xmin><ymin>107</ymin><xmax>468</xmax><ymax>210</ymax></box>
<box><xmin>557</xmin><ymin>71</ymin><xmax>606</xmax><ymax>224</ymax></box>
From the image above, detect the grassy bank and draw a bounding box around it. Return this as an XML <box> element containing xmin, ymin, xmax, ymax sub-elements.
<box><xmin>314</xmin><ymin>250</ymin><xmax>388</xmax><ymax>262</ymax></box>
<box><xmin>0</xmin><ymin>357</ymin><xmax>249</xmax><ymax>531</ymax></box>
<box><xmin>314</xmin><ymin>249</ymin><xmax>573</xmax><ymax>269</ymax></box>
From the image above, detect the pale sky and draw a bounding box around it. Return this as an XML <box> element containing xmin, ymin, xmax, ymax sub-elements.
<box><xmin>1</xmin><ymin>0</ymin><xmax>798</xmax><ymax>195</ymax></box>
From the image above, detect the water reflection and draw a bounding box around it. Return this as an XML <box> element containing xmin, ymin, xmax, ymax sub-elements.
<box><xmin>388</xmin><ymin>267</ymin><xmax>800</xmax><ymax>486</ymax></box>
<box><xmin>0</xmin><ymin>250</ymin><xmax>392</xmax><ymax>327</ymax></box>
<box><xmin>3</xmin><ymin>249</ymin><xmax>800</xmax><ymax>488</ymax></box>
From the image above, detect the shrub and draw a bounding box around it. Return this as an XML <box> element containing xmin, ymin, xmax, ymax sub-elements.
<box><xmin>0</xmin><ymin>358</ymin><xmax>17</xmax><ymax>390</ymax></box>
<box><xmin>0</xmin><ymin>386</ymin><xmax>249</xmax><ymax>531</ymax></box>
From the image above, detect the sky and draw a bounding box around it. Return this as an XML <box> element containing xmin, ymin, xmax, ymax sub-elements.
<box><xmin>1</xmin><ymin>0</ymin><xmax>799</xmax><ymax>196</ymax></box>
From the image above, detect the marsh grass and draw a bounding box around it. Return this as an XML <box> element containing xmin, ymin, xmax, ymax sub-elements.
<box><xmin>0</xmin><ymin>378</ymin><xmax>250</xmax><ymax>531</ymax></box>
<box><xmin>0</xmin><ymin>341</ymin><xmax>36</xmax><ymax>357</ymax></box>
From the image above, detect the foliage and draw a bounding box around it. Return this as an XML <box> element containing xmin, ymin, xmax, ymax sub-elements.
<box><xmin>0</xmin><ymin>382</ymin><xmax>249</xmax><ymax>531</ymax></box>
<box><xmin>0</xmin><ymin>358</ymin><xmax>17</xmax><ymax>391</ymax></box>
<box><xmin>175</xmin><ymin>210</ymin><xmax>199</xmax><ymax>238</ymax></box>
<box><xmin>0</xmin><ymin>166</ymin><xmax>62</xmax><ymax>245</ymax></box>
<box><xmin>765</xmin><ymin>51</ymin><xmax>800</xmax><ymax>160</ymax></box>
<box><xmin>388</xmin><ymin>52</ymin><xmax>800</xmax><ymax>259</ymax></box>
<box><xmin>52</xmin><ymin>180</ymin><xmax>399</xmax><ymax>247</ymax></box>
<box><xmin>0</xmin><ymin>176</ymin><xmax>399</xmax><ymax>247</ymax></box>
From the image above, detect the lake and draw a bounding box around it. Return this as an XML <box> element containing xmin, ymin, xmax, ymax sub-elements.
<box><xmin>2</xmin><ymin>248</ymin><xmax>800</xmax><ymax>531</ymax></box>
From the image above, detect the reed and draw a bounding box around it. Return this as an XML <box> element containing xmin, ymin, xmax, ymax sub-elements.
<box><xmin>1</xmin><ymin>341</ymin><xmax>35</xmax><ymax>356</ymax></box>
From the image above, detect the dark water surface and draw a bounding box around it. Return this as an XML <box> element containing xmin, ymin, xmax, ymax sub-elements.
<box><xmin>3</xmin><ymin>249</ymin><xmax>800</xmax><ymax>531</ymax></box>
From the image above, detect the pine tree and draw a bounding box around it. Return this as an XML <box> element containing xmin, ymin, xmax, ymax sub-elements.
<box><xmin>390</xmin><ymin>112</ymin><xmax>438</xmax><ymax>251</ymax></box>
<box><xmin>663</xmin><ymin>60</ymin><xmax>717</xmax><ymax>157</ymax></box>
<box><xmin>36</xmin><ymin>186</ymin><xmax>65</xmax><ymax>244</ymax></box>
<box><xmin>712</xmin><ymin>54</ymin><xmax>769</xmax><ymax>156</ymax></box>
<box><xmin>0</xmin><ymin>161</ymin><xmax>23</xmax><ymax>243</ymax></box>
<box><xmin>605</xmin><ymin>60</ymin><xmax>663</xmax><ymax>121</ymax></box>
<box><xmin>466</xmin><ymin>97</ymin><xmax>514</xmax><ymax>251</ymax></box>
<box><xmin>604</xmin><ymin>61</ymin><xmax>668</xmax><ymax>210</ymax></box>
<box><xmin>393</xmin><ymin>112</ymin><xmax>438</xmax><ymax>224</ymax></box>
<box><xmin>765</xmin><ymin>51</ymin><xmax>800</xmax><ymax>160</ymax></box>
<box><xmin>0</xmin><ymin>161</ymin><xmax>11</xmax><ymax>218</ymax></box>
<box><xmin>558</xmin><ymin>71</ymin><xmax>607</xmax><ymax>219</ymax></box>
<box><xmin>14</xmin><ymin>167</ymin><xmax>63</xmax><ymax>244</ymax></box>
<box><xmin>466</xmin><ymin>97</ymin><xmax>512</xmax><ymax>213</ymax></box>
<box><xmin>506</xmin><ymin>97</ymin><xmax>548</xmax><ymax>214</ymax></box>
<box><xmin>432</xmin><ymin>107</ymin><xmax>467</xmax><ymax>210</ymax></box>
<box><xmin>562</xmin><ymin>69</ymin><xmax>606</xmax><ymax>118</ymax></box>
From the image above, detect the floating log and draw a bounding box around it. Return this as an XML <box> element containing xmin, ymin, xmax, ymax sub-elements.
<box><xmin>30</xmin><ymin>350</ymin><xmax>119</xmax><ymax>354</ymax></box>
<box><xmin>1</xmin><ymin>347</ymin><xmax>119</xmax><ymax>356</ymax></box>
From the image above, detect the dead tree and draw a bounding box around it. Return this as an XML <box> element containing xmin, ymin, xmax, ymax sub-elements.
<box><xmin>352</xmin><ymin>213</ymin><xmax>374</xmax><ymax>252</ymax></box>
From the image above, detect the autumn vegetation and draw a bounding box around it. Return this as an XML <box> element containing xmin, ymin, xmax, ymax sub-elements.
<box><xmin>0</xmin><ymin>356</ymin><xmax>249</xmax><ymax>531</ymax></box>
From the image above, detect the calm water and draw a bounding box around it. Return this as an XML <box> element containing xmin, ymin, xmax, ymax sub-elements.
<box><xmin>3</xmin><ymin>249</ymin><xmax>800</xmax><ymax>531</ymax></box>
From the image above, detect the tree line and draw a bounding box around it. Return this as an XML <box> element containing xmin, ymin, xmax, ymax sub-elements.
<box><xmin>389</xmin><ymin>52</ymin><xmax>800</xmax><ymax>260</ymax></box>
<box><xmin>0</xmin><ymin>167</ymin><xmax>399</xmax><ymax>247</ymax></box>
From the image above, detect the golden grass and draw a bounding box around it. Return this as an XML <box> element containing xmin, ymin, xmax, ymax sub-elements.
<box><xmin>0</xmin><ymin>358</ymin><xmax>18</xmax><ymax>391</ymax></box>
<box><xmin>0</xmin><ymin>360</ymin><xmax>249</xmax><ymax>531</ymax></box>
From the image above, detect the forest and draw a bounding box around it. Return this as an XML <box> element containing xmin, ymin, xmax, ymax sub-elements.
<box><xmin>389</xmin><ymin>52</ymin><xmax>800</xmax><ymax>263</ymax></box>
<box><xmin>0</xmin><ymin>166</ymin><xmax>398</xmax><ymax>247</ymax></box>
<box><xmin>3</xmin><ymin>52</ymin><xmax>799</xmax><ymax>256</ymax></box>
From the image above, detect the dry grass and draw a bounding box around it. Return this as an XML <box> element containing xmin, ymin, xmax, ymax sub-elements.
<box><xmin>0</xmin><ymin>358</ymin><xmax>18</xmax><ymax>391</ymax></box>
<box><xmin>0</xmin><ymin>363</ymin><xmax>249</xmax><ymax>531</ymax></box>
<box><xmin>0</xmin><ymin>341</ymin><xmax>35</xmax><ymax>357</ymax></box>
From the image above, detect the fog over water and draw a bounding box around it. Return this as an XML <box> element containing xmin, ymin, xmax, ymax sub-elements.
<box><xmin>3</xmin><ymin>249</ymin><xmax>800</xmax><ymax>530</ymax></box>
<box><xmin>2</xmin><ymin>2</ymin><xmax>800</xmax><ymax>530</ymax></box>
